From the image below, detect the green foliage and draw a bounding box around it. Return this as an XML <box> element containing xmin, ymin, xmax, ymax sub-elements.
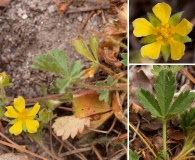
<box><xmin>129</xmin><ymin>149</ymin><xmax>139</xmax><ymax>160</ymax></box>
<box><xmin>38</xmin><ymin>108</ymin><xmax>54</xmax><ymax>123</ymax></box>
<box><xmin>0</xmin><ymin>107</ymin><xmax>5</xmax><ymax>119</ymax></box>
<box><xmin>147</xmin><ymin>12</ymin><xmax>161</xmax><ymax>27</ymax></box>
<box><xmin>89</xmin><ymin>33</ymin><xmax>99</xmax><ymax>62</ymax></box>
<box><xmin>32</xmin><ymin>49</ymin><xmax>84</xmax><ymax>94</ymax></box>
<box><xmin>72</xmin><ymin>34</ymin><xmax>99</xmax><ymax>62</ymax></box>
<box><xmin>173</xmin><ymin>34</ymin><xmax>192</xmax><ymax>43</ymax></box>
<box><xmin>97</xmin><ymin>76</ymin><xmax>114</xmax><ymax>103</ymax></box>
<box><xmin>121</xmin><ymin>53</ymin><xmax>127</xmax><ymax>66</ymax></box>
<box><xmin>179</xmin><ymin>108</ymin><xmax>195</xmax><ymax>134</ymax></box>
<box><xmin>151</xmin><ymin>65</ymin><xmax>183</xmax><ymax>76</ymax></box>
<box><xmin>140</xmin><ymin>35</ymin><xmax>156</xmax><ymax>44</ymax></box>
<box><xmin>136</xmin><ymin>69</ymin><xmax>195</xmax><ymax>120</ymax></box>
<box><xmin>169</xmin><ymin>11</ymin><xmax>183</xmax><ymax>26</ymax></box>
<box><xmin>161</xmin><ymin>43</ymin><xmax>170</xmax><ymax>62</ymax></box>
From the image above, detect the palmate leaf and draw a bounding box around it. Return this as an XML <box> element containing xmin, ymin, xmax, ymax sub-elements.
<box><xmin>136</xmin><ymin>69</ymin><xmax>194</xmax><ymax>120</ymax></box>
<box><xmin>179</xmin><ymin>108</ymin><xmax>195</xmax><ymax>134</ymax></box>
<box><xmin>32</xmin><ymin>49</ymin><xmax>69</xmax><ymax>78</ymax></box>
<box><xmin>136</xmin><ymin>89</ymin><xmax>162</xmax><ymax>118</ymax></box>
<box><xmin>129</xmin><ymin>149</ymin><xmax>139</xmax><ymax>160</ymax></box>
<box><xmin>154</xmin><ymin>70</ymin><xmax>176</xmax><ymax>117</ymax></box>
<box><xmin>167</xmin><ymin>91</ymin><xmax>195</xmax><ymax>119</ymax></box>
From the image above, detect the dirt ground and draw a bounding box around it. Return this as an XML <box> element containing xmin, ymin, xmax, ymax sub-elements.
<box><xmin>0</xmin><ymin>0</ymin><xmax>103</xmax><ymax>98</ymax></box>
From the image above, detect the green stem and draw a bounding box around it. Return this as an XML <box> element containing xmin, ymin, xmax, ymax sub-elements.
<box><xmin>76</xmin><ymin>82</ymin><xmax>127</xmax><ymax>91</ymax></box>
<box><xmin>162</xmin><ymin>119</ymin><xmax>167</xmax><ymax>157</ymax></box>
<box><xmin>175</xmin><ymin>146</ymin><xmax>195</xmax><ymax>160</ymax></box>
<box><xmin>129</xmin><ymin>123</ymin><xmax>157</xmax><ymax>158</ymax></box>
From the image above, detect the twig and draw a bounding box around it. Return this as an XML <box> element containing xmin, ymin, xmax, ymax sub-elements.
<box><xmin>92</xmin><ymin>145</ymin><xmax>104</xmax><ymax>160</ymax></box>
<box><xmin>0</xmin><ymin>139</ymin><xmax>49</xmax><ymax>160</ymax></box>
<box><xmin>181</xmin><ymin>67</ymin><xmax>195</xmax><ymax>84</ymax></box>
<box><xmin>66</xmin><ymin>4</ymin><xmax>110</xmax><ymax>14</ymax></box>
<box><xmin>78</xmin><ymin>10</ymin><xmax>95</xmax><ymax>33</ymax></box>
<box><xmin>60</xmin><ymin>147</ymin><xmax>92</xmax><ymax>156</ymax></box>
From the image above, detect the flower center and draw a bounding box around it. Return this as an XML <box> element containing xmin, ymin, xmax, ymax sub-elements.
<box><xmin>18</xmin><ymin>109</ymin><xmax>28</xmax><ymax>121</ymax></box>
<box><xmin>154</xmin><ymin>23</ymin><xmax>175</xmax><ymax>44</ymax></box>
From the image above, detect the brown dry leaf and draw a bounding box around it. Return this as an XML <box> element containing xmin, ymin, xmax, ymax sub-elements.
<box><xmin>98</xmin><ymin>47</ymin><xmax>122</xmax><ymax>68</ymax></box>
<box><xmin>130</xmin><ymin>103</ymin><xmax>143</xmax><ymax>113</ymax></box>
<box><xmin>72</xmin><ymin>93</ymin><xmax>111</xmax><ymax>118</ymax></box>
<box><xmin>52</xmin><ymin>115</ymin><xmax>90</xmax><ymax>140</ymax></box>
<box><xmin>0</xmin><ymin>0</ymin><xmax>10</xmax><ymax>7</ymax></box>
<box><xmin>80</xmin><ymin>110</ymin><xmax>113</xmax><ymax>136</ymax></box>
<box><xmin>83</xmin><ymin>66</ymin><xmax>97</xmax><ymax>79</ymax></box>
<box><xmin>112</xmin><ymin>91</ymin><xmax>123</xmax><ymax>120</ymax></box>
<box><xmin>167</xmin><ymin>129</ymin><xmax>185</xmax><ymax>141</ymax></box>
<box><xmin>53</xmin><ymin>0</ymin><xmax>72</xmax><ymax>14</ymax></box>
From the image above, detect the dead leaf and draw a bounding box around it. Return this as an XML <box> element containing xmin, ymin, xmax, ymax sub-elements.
<box><xmin>80</xmin><ymin>111</ymin><xmax>113</xmax><ymax>136</ymax></box>
<box><xmin>83</xmin><ymin>66</ymin><xmax>97</xmax><ymax>79</ymax></box>
<box><xmin>72</xmin><ymin>93</ymin><xmax>111</xmax><ymax>118</ymax></box>
<box><xmin>112</xmin><ymin>91</ymin><xmax>123</xmax><ymax>120</ymax></box>
<box><xmin>53</xmin><ymin>0</ymin><xmax>72</xmax><ymax>14</ymax></box>
<box><xmin>52</xmin><ymin>115</ymin><xmax>90</xmax><ymax>140</ymax></box>
<box><xmin>0</xmin><ymin>0</ymin><xmax>11</xmax><ymax>7</ymax></box>
<box><xmin>98</xmin><ymin>47</ymin><xmax>122</xmax><ymax>68</ymax></box>
<box><xmin>167</xmin><ymin>129</ymin><xmax>185</xmax><ymax>141</ymax></box>
<box><xmin>130</xmin><ymin>103</ymin><xmax>143</xmax><ymax>113</ymax></box>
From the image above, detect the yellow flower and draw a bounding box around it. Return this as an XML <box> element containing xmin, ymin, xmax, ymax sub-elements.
<box><xmin>132</xmin><ymin>2</ymin><xmax>193</xmax><ymax>60</ymax></box>
<box><xmin>4</xmin><ymin>96</ymin><xmax>40</xmax><ymax>135</ymax></box>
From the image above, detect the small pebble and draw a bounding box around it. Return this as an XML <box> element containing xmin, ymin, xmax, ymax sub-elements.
<box><xmin>22</xmin><ymin>14</ymin><xmax>28</xmax><ymax>19</ymax></box>
<box><xmin>47</xmin><ymin>5</ymin><xmax>56</xmax><ymax>13</ymax></box>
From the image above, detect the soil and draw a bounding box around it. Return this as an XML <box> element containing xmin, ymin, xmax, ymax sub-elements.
<box><xmin>0</xmin><ymin>0</ymin><xmax>102</xmax><ymax>98</ymax></box>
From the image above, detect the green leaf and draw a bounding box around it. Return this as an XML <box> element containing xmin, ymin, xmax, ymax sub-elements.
<box><xmin>129</xmin><ymin>149</ymin><xmax>139</xmax><ymax>160</ymax></box>
<box><xmin>0</xmin><ymin>107</ymin><xmax>5</xmax><ymax>119</ymax></box>
<box><xmin>52</xmin><ymin>78</ymin><xmax>70</xmax><ymax>94</ymax></box>
<box><xmin>96</xmin><ymin>76</ymin><xmax>114</xmax><ymax>103</ymax></box>
<box><xmin>151</xmin><ymin>65</ymin><xmax>161</xmax><ymax>76</ymax></box>
<box><xmin>161</xmin><ymin>43</ymin><xmax>170</xmax><ymax>62</ymax></box>
<box><xmin>140</xmin><ymin>35</ymin><xmax>156</xmax><ymax>44</ymax></box>
<box><xmin>179</xmin><ymin>108</ymin><xmax>195</xmax><ymax>134</ymax></box>
<box><xmin>89</xmin><ymin>33</ymin><xmax>99</xmax><ymax>62</ymax></box>
<box><xmin>173</xmin><ymin>34</ymin><xmax>192</xmax><ymax>43</ymax></box>
<box><xmin>154</xmin><ymin>70</ymin><xmax>176</xmax><ymax>117</ymax></box>
<box><xmin>136</xmin><ymin>89</ymin><xmax>162</xmax><ymax>118</ymax></box>
<box><xmin>147</xmin><ymin>12</ymin><xmax>161</xmax><ymax>27</ymax></box>
<box><xmin>70</xmin><ymin>60</ymin><xmax>84</xmax><ymax>79</ymax></box>
<box><xmin>38</xmin><ymin>108</ymin><xmax>53</xmax><ymax>123</ymax></box>
<box><xmin>168</xmin><ymin>91</ymin><xmax>195</xmax><ymax>118</ymax></box>
<box><xmin>169</xmin><ymin>11</ymin><xmax>183</xmax><ymax>26</ymax></box>
<box><xmin>121</xmin><ymin>53</ymin><xmax>127</xmax><ymax>66</ymax></box>
<box><xmin>170</xmin><ymin>65</ymin><xmax>183</xmax><ymax>73</ymax></box>
<box><xmin>32</xmin><ymin>49</ymin><xmax>69</xmax><ymax>78</ymax></box>
<box><xmin>72</xmin><ymin>35</ymin><xmax>95</xmax><ymax>62</ymax></box>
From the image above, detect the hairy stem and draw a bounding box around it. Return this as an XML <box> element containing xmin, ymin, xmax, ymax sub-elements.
<box><xmin>162</xmin><ymin>119</ymin><xmax>167</xmax><ymax>158</ymax></box>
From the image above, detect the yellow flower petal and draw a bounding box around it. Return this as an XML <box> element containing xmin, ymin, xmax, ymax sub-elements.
<box><xmin>152</xmin><ymin>2</ymin><xmax>171</xmax><ymax>23</ymax></box>
<box><xmin>14</xmin><ymin>96</ymin><xmax>25</xmax><ymax>113</ymax></box>
<box><xmin>175</xmin><ymin>19</ymin><xmax>193</xmax><ymax>36</ymax></box>
<box><xmin>141</xmin><ymin>41</ymin><xmax>161</xmax><ymax>59</ymax></box>
<box><xmin>5</xmin><ymin>106</ymin><xmax>18</xmax><ymax>118</ymax></box>
<box><xmin>132</xmin><ymin>18</ymin><xmax>155</xmax><ymax>37</ymax></box>
<box><xmin>170</xmin><ymin>40</ymin><xmax>185</xmax><ymax>60</ymax></box>
<box><xmin>9</xmin><ymin>120</ymin><xmax>22</xmax><ymax>135</ymax></box>
<box><xmin>28</xmin><ymin>103</ymin><xmax>40</xmax><ymax>117</ymax></box>
<box><xmin>25</xmin><ymin>119</ymin><xmax>39</xmax><ymax>133</ymax></box>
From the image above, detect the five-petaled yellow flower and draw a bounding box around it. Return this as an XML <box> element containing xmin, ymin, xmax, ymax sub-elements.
<box><xmin>133</xmin><ymin>2</ymin><xmax>193</xmax><ymax>60</ymax></box>
<box><xmin>5</xmin><ymin>96</ymin><xmax>40</xmax><ymax>135</ymax></box>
